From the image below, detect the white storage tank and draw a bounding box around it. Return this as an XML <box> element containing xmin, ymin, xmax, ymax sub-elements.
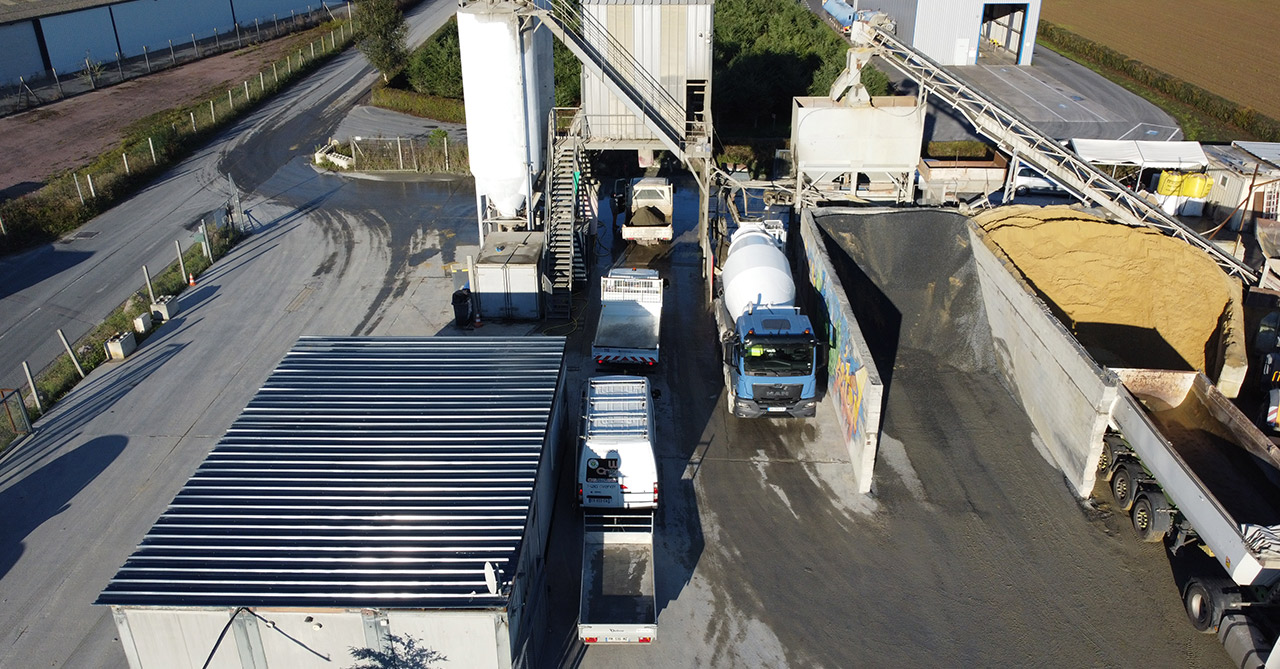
<box><xmin>457</xmin><ymin>3</ymin><xmax>553</xmax><ymax>222</ymax></box>
<box><xmin>721</xmin><ymin>225</ymin><xmax>795</xmax><ymax>319</ymax></box>
<box><xmin>475</xmin><ymin>231</ymin><xmax>545</xmax><ymax>320</ymax></box>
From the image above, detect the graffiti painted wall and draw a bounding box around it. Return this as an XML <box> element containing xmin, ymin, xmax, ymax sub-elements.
<box><xmin>797</xmin><ymin>210</ymin><xmax>883</xmax><ymax>493</ymax></box>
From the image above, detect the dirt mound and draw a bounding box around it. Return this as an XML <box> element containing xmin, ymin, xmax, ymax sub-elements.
<box><xmin>973</xmin><ymin>205</ymin><xmax>1236</xmax><ymax>372</ymax></box>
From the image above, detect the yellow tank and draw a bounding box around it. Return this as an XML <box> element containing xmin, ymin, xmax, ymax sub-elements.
<box><xmin>1157</xmin><ymin>171</ymin><xmax>1213</xmax><ymax>197</ymax></box>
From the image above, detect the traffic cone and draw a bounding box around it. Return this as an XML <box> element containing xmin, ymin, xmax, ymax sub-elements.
<box><xmin>188</xmin><ymin>272</ymin><xmax>197</xmax><ymax>287</ymax></box>
<box><xmin>473</xmin><ymin>312</ymin><xmax>483</xmax><ymax>328</ymax></box>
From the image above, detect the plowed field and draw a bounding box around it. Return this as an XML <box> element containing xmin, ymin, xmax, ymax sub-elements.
<box><xmin>1041</xmin><ymin>0</ymin><xmax>1280</xmax><ymax>120</ymax></box>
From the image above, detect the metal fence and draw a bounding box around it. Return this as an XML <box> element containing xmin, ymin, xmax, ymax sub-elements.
<box><xmin>343</xmin><ymin>135</ymin><xmax>470</xmax><ymax>174</ymax></box>
<box><xmin>1</xmin><ymin>3</ymin><xmax>352</xmax><ymax>118</ymax></box>
<box><xmin>0</xmin><ymin>388</ymin><xmax>32</xmax><ymax>451</ymax></box>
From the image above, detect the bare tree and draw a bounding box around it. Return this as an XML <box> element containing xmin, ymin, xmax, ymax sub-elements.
<box><xmin>347</xmin><ymin>633</ymin><xmax>447</xmax><ymax>669</ymax></box>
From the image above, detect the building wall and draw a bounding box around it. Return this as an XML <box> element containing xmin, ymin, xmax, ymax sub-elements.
<box><xmin>581</xmin><ymin>1</ymin><xmax>712</xmax><ymax>142</ymax></box>
<box><xmin>0</xmin><ymin>0</ymin><xmax>347</xmax><ymax>87</ymax></box>
<box><xmin>0</xmin><ymin>22</ymin><xmax>45</xmax><ymax>84</ymax></box>
<box><xmin>870</xmin><ymin>0</ymin><xmax>918</xmax><ymax>45</ymax></box>
<box><xmin>388</xmin><ymin>611</ymin><xmax>509</xmax><ymax>668</ymax></box>
<box><xmin>914</xmin><ymin>0</ymin><xmax>983</xmax><ymax>66</ymax></box>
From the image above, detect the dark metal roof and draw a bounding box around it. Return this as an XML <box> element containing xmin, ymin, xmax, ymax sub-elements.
<box><xmin>97</xmin><ymin>336</ymin><xmax>565</xmax><ymax>609</ymax></box>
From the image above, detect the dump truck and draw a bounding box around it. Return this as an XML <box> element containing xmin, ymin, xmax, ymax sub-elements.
<box><xmin>592</xmin><ymin>268</ymin><xmax>663</xmax><ymax>367</ymax></box>
<box><xmin>714</xmin><ymin>221</ymin><xmax>819</xmax><ymax>417</ymax></box>
<box><xmin>617</xmin><ymin>177</ymin><xmax>674</xmax><ymax>243</ymax></box>
<box><xmin>576</xmin><ymin>376</ymin><xmax>658</xmax><ymax>645</ymax></box>
<box><xmin>1103</xmin><ymin>369</ymin><xmax>1280</xmax><ymax>667</ymax></box>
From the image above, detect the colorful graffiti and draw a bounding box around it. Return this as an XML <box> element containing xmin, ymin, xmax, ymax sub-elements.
<box><xmin>801</xmin><ymin>218</ymin><xmax>869</xmax><ymax>447</ymax></box>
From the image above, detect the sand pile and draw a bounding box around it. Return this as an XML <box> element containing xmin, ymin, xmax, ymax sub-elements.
<box><xmin>973</xmin><ymin>205</ymin><xmax>1238</xmax><ymax>373</ymax></box>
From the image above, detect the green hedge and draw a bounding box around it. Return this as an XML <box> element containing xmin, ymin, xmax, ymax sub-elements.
<box><xmin>370</xmin><ymin>85</ymin><xmax>466</xmax><ymax>124</ymax></box>
<box><xmin>1038</xmin><ymin>21</ymin><xmax>1280</xmax><ymax>142</ymax></box>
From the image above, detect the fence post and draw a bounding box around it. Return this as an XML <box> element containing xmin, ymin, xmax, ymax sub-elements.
<box><xmin>86</xmin><ymin>173</ymin><xmax>96</xmax><ymax>198</ymax></box>
<box><xmin>0</xmin><ymin>213</ymin><xmax>6</xmax><ymax>235</ymax></box>
<box><xmin>193</xmin><ymin>33</ymin><xmax>200</xmax><ymax>58</ymax></box>
<box><xmin>411</xmin><ymin>141</ymin><xmax>418</xmax><ymax>171</ymax></box>
<box><xmin>22</xmin><ymin>361</ymin><xmax>42</xmax><ymax>414</ymax></box>
<box><xmin>85</xmin><ymin>58</ymin><xmax>96</xmax><ymax>89</ymax></box>
<box><xmin>115</xmin><ymin>52</ymin><xmax>123</xmax><ymax>82</ymax></box>
<box><xmin>274</xmin><ymin>15</ymin><xmax>279</xmax><ymax>38</ymax></box>
<box><xmin>214</xmin><ymin>28</ymin><xmax>220</xmax><ymax>51</ymax></box>
<box><xmin>273</xmin><ymin>62</ymin><xmax>278</xmax><ymax>83</ymax></box>
<box><xmin>57</xmin><ymin>329</ymin><xmax>86</xmax><ymax>379</ymax></box>
<box><xmin>444</xmin><ymin>137</ymin><xmax>450</xmax><ymax>171</ymax></box>
<box><xmin>202</xmin><ymin>219</ymin><xmax>213</xmax><ymax>260</ymax></box>
<box><xmin>143</xmin><ymin>46</ymin><xmax>151</xmax><ymax>73</ymax></box>
<box><xmin>175</xmin><ymin>240</ymin><xmax>187</xmax><ymax>282</ymax></box>
<box><xmin>149</xmin><ymin>137</ymin><xmax>157</xmax><ymax>164</ymax></box>
<box><xmin>228</xmin><ymin>89</ymin><xmax>233</xmax><ymax>109</ymax></box>
<box><xmin>169</xmin><ymin>39</ymin><xmax>176</xmax><ymax>65</ymax></box>
<box><xmin>123</xmin><ymin>153</ymin><xmax>130</xmax><ymax>175</ymax></box>
<box><xmin>236</xmin><ymin>23</ymin><xmax>242</xmax><ymax>48</ymax></box>
<box><xmin>52</xmin><ymin>68</ymin><xmax>64</xmax><ymax>97</ymax></box>
<box><xmin>260</xmin><ymin>72</ymin><xmax>265</xmax><ymax>92</ymax></box>
<box><xmin>191</xmin><ymin>110</ymin><xmax>198</xmax><ymax>131</ymax></box>
<box><xmin>311</xmin><ymin>42</ymin><xmax>315</xmax><ymax>59</ymax></box>
<box><xmin>244</xmin><ymin>80</ymin><xmax>249</xmax><ymax>101</ymax></box>
<box><xmin>143</xmin><ymin>265</ymin><xmax>156</xmax><ymax>303</ymax></box>
<box><xmin>73</xmin><ymin>174</ymin><xmax>85</xmax><ymax>205</ymax></box>
<box><xmin>210</xmin><ymin>99</ymin><xmax>216</xmax><ymax>123</ymax></box>
<box><xmin>255</xmin><ymin>19</ymin><xmax>261</xmax><ymax>42</ymax></box>
<box><xmin>397</xmin><ymin>137</ymin><xmax>404</xmax><ymax>170</ymax></box>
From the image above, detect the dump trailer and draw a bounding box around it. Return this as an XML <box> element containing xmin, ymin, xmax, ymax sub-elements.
<box><xmin>592</xmin><ymin>268</ymin><xmax>663</xmax><ymax>367</ymax></box>
<box><xmin>579</xmin><ymin>511</ymin><xmax>657</xmax><ymax>644</ymax></box>
<box><xmin>618</xmin><ymin>177</ymin><xmax>674</xmax><ymax>243</ymax></box>
<box><xmin>714</xmin><ymin>221</ymin><xmax>819</xmax><ymax>417</ymax></box>
<box><xmin>1104</xmin><ymin>369</ymin><xmax>1280</xmax><ymax>668</ymax></box>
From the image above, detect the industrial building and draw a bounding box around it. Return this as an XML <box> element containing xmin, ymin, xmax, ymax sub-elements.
<box><xmin>97</xmin><ymin>336</ymin><xmax>568</xmax><ymax>669</ymax></box>
<box><xmin>1204</xmin><ymin>141</ymin><xmax>1280</xmax><ymax>230</ymax></box>
<box><xmin>870</xmin><ymin>0</ymin><xmax>1041</xmax><ymax>66</ymax></box>
<box><xmin>0</xmin><ymin>0</ymin><xmax>345</xmax><ymax>88</ymax></box>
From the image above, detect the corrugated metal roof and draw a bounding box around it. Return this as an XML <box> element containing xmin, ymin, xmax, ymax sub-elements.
<box><xmin>1236</xmin><ymin>142</ymin><xmax>1280</xmax><ymax>171</ymax></box>
<box><xmin>97</xmin><ymin>336</ymin><xmax>565</xmax><ymax>609</ymax></box>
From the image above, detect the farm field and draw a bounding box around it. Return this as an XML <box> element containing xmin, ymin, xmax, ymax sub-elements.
<box><xmin>1041</xmin><ymin>0</ymin><xmax>1280</xmax><ymax>121</ymax></box>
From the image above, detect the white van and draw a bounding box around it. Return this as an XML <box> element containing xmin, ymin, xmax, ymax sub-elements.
<box><xmin>1013</xmin><ymin>165</ymin><xmax>1068</xmax><ymax>195</ymax></box>
<box><xmin>578</xmin><ymin>376</ymin><xmax>659</xmax><ymax>509</ymax></box>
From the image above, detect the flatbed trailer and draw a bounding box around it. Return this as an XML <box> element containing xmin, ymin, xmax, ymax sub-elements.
<box><xmin>578</xmin><ymin>510</ymin><xmax>657</xmax><ymax>644</ymax></box>
<box><xmin>592</xmin><ymin>268</ymin><xmax>662</xmax><ymax>367</ymax></box>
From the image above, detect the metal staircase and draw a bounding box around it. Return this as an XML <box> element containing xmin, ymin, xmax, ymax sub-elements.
<box><xmin>851</xmin><ymin>23</ymin><xmax>1258</xmax><ymax>283</ymax></box>
<box><xmin>546</xmin><ymin>132</ymin><xmax>579</xmax><ymax>320</ymax></box>
<box><xmin>530</xmin><ymin>0</ymin><xmax>710</xmax><ymax>162</ymax></box>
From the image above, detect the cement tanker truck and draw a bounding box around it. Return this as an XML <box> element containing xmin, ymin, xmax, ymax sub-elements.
<box><xmin>714</xmin><ymin>222</ymin><xmax>819</xmax><ymax>418</ymax></box>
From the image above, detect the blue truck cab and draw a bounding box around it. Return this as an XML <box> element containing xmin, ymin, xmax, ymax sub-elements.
<box><xmin>726</xmin><ymin>308</ymin><xmax>819</xmax><ymax>418</ymax></box>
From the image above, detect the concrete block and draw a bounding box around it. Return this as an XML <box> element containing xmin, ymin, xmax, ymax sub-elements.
<box><xmin>133</xmin><ymin>312</ymin><xmax>153</xmax><ymax>334</ymax></box>
<box><xmin>105</xmin><ymin>332</ymin><xmax>136</xmax><ymax>360</ymax></box>
<box><xmin>151</xmin><ymin>295</ymin><xmax>181</xmax><ymax>322</ymax></box>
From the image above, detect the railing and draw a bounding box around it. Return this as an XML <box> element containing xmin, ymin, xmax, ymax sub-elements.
<box><xmin>855</xmin><ymin>24</ymin><xmax>1257</xmax><ymax>283</ymax></box>
<box><xmin>541</xmin><ymin>0</ymin><xmax>687</xmax><ymax>147</ymax></box>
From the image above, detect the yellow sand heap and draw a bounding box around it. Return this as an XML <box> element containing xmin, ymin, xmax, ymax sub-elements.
<box><xmin>973</xmin><ymin>205</ymin><xmax>1239</xmax><ymax>375</ymax></box>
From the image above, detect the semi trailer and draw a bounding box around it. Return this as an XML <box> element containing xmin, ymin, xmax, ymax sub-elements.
<box><xmin>713</xmin><ymin>221</ymin><xmax>819</xmax><ymax>418</ymax></box>
<box><xmin>1103</xmin><ymin>369</ymin><xmax>1280</xmax><ymax>668</ymax></box>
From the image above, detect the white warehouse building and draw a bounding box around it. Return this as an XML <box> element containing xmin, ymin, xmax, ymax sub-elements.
<box><xmin>872</xmin><ymin>0</ymin><xmax>1042</xmax><ymax>66</ymax></box>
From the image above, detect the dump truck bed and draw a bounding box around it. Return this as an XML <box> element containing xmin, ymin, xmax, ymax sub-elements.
<box><xmin>1113</xmin><ymin>369</ymin><xmax>1280</xmax><ymax>584</ymax></box>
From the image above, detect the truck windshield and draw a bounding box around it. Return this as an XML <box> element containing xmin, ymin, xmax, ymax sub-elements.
<box><xmin>741</xmin><ymin>340</ymin><xmax>813</xmax><ymax>375</ymax></box>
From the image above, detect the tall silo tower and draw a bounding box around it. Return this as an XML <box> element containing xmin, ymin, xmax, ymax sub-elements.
<box><xmin>457</xmin><ymin>0</ymin><xmax>554</xmax><ymax>240</ymax></box>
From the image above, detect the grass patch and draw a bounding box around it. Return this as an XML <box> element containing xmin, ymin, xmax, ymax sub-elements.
<box><xmin>369</xmin><ymin>80</ymin><xmax>466</xmax><ymax>124</ymax></box>
<box><xmin>925</xmin><ymin>141</ymin><xmax>998</xmax><ymax>161</ymax></box>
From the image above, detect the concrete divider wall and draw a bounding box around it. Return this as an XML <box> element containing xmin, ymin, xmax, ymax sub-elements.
<box><xmin>967</xmin><ymin>226</ymin><xmax>1117</xmax><ymax>497</ymax></box>
<box><xmin>798</xmin><ymin>211</ymin><xmax>884</xmax><ymax>494</ymax></box>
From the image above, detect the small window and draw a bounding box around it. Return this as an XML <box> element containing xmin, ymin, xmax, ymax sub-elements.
<box><xmin>1221</xmin><ymin>175</ymin><xmax>1229</xmax><ymax>188</ymax></box>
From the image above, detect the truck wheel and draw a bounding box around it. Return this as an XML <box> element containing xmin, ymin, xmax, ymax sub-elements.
<box><xmin>1184</xmin><ymin>578</ymin><xmax>1228</xmax><ymax>633</ymax></box>
<box><xmin>1110</xmin><ymin>463</ymin><xmax>1138</xmax><ymax>511</ymax></box>
<box><xmin>1098</xmin><ymin>438</ymin><xmax>1116</xmax><ymax>481</ymax></box>
<box><xmin>1131</xmin><ymin>492</ymin><xmax>1172</xmax><ymax>542</ymax></box>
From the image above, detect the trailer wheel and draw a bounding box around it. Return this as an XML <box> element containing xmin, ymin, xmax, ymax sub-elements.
<box><xmin>1184</xmin><ymin>578</ymin><xmax>1229</xmax><ymax>633</ymax></box>
<box><xmin>1098</xmin><ymin>438</ymin><xmax>1117</xmax><ymax>481</ymax></box>
<box><xmin>1110</xmin><ymin>463</ymin><xmax>1138</xmax><ymax>511</ymax></box>
<box><xmin>1131</xmin><ymin>492</ymin><xmax>1172</xmax><ymax>542</ymax></box>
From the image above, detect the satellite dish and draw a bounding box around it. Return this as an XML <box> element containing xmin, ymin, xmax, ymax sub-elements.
<box><xmin>484</xmin><ymin>561</ymin><xmax>498</xmax><ymax>596</ymax></box>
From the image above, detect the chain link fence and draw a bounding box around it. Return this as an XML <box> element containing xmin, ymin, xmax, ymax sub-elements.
<box><xmin>1</xmin><ymin>3</ymin><xmax>353</xmax><ymax>118</ymax></box>
<box><xmin>0</xmin><ymin>388</ymin><xmax>32</xmax><ymax>451</ymax></box>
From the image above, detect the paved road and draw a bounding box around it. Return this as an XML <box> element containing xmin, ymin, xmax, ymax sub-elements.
<box><xmin>0</xmin><ymin>0</ymin><xmax>455</xmax><ymax>395</ymax></box>
<box><xmin>0</xmin><ymin>2</ymin><xmax>470</xmax><ymax>667</ymax></box>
